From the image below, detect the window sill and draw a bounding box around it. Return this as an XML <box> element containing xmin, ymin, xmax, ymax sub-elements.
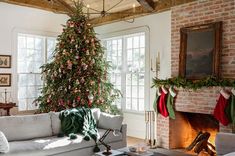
<box><xmin>122</xmin><ymin>110</ymin><xmax>145</xmax><ymax>115</ymax></box>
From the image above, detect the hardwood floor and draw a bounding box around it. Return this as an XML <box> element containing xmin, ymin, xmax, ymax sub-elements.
<box><xmin>126</xmin><ymin>137</ymin><xmax>195</xmax><ymax>156</ymax></box>
<box><xmin>127</xmin><ymin>136</ymin><xmax>145</xmax><ymax>146</ymax></box>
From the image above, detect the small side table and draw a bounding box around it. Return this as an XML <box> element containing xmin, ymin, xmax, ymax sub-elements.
<box><xmin>0</xmin><ymin>103</ymin><xmax>16</xmax><ymax>116</ymax></box>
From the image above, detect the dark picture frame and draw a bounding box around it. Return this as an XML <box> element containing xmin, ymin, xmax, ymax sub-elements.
<box><xmin>179</xmin><ymin>22</ymin><xmax>222</xmax><ymax>79</ymax></box>
<box><xmin>0</xmin><ymin>55</ymin><xmax>11</xmax><ymax>68</ymax></box>
<box><xmin>0</xmin><ymin>74</ymin><xmax>11</xmax><ymax>87</ymax></box>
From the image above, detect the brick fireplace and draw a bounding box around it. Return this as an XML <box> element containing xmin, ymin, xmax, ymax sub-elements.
<box><xmin>157</xmin><ymin>0</ymin><xmax>235</xmax><ymax>149</ymax></box>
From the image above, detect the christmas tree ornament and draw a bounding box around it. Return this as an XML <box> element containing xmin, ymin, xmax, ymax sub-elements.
<box><xmin>81</xmin><ymin>77</ymin><xmax>85</xmax><ymax>83</ymax></box>
<box><xmin>75</xmin><ymin>55</ymin><xmax>79</xmax><ymax>59</ymax></box>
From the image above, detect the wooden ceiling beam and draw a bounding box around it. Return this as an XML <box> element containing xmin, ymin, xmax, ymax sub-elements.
<box><xmin>0</xmin><ymin>0</ymin><xmax>69</xmax><ymax>14</ymax></box>
<box><xmin>136</xmin><ymin>0</ymin><xmax>155</xmax><ymax>12</ymax></box>
<box><xmin>54</xmin><ymin>0</ymin><xmax>76</xmax><ymax>14</ymax></box>
<box><xmin>89</xmin><ymin>0</ymin><xmax>197</xmax><ymax>26</ymax></box>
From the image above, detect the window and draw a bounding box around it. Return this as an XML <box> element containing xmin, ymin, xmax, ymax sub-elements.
<box><xmin>17</xmin><ymin>33</ymin><xmax>56</xmax><ymax>111</ymax></box>
<box><xmin>103</xmin><ymin>32</ymin><xmax>146</xmax><ymax>112</ymax></box>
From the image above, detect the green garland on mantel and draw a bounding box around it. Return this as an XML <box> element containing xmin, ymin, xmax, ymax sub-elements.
<box><xmin>152</xmin><ymin>76</ymin><xmax>235</xmax><ymax>90</ymax></box>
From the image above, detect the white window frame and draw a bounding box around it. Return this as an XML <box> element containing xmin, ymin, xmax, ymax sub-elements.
<box><xmin>99</xmin><ymin>27</ymin><xmax>150</xmax><ymax>114</ymax></box>
<box><xmin>13</xmin><ymin>29</ymin><xmax>59</xmax><ymax>111</ymax></box>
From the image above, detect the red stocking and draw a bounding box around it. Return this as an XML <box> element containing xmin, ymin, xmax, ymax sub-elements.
<box><xmin>157</xmin><ymin>86</ymin><xmax>169</xmax><ymax>117</ymax></box>
<box><xmin>213</xmin><ymin>89</ymin><xmax>230</xmax><ymax>126</ymax></box>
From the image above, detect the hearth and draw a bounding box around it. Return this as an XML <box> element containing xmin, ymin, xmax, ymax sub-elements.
<box><xmin>169</xmin><ymin>111</ymin><xmax>219</xmax><ymax>150</ymax></box>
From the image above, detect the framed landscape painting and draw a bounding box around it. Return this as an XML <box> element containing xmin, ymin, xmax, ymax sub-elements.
<box><xmin>0</xmin><ymin>74</ymin><xmax>11</xmax><ymax>87</ymax></box>
<box><xmin>0</xmin><ymin>55</ymin><xmax>11</xmax><ymax>68</ymax></box>
<box><xmin>179</xmin><ymin>22</ymin><xmax>222</xmax><ymax>79</ymax></box>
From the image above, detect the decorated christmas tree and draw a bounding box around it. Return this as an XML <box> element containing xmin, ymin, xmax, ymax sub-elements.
<box><xmin>35</xmin><ymin>2</ymin><xmax>120</xmax><ymax>114</ymax></box>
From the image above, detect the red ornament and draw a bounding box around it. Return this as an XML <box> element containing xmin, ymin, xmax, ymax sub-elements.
<box><xmin>88</xmin><ymin>99</ymin><xmax>92</xmax><ymax>107</ymax></box>
<box><xmin>77</xmin><ymin>96</ymin><xmax>81</xmax><ymax>102</ymax></box>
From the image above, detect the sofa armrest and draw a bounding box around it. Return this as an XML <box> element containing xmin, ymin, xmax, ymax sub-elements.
<box><xmin>120</xmin><ymin>124</ymin><xmax>127</xmax><ymax>140</ymax></box>
<box><xmin>215</xmin><ymin>132</ymin><xmax>235</xmax><ymax>155</ymax></box>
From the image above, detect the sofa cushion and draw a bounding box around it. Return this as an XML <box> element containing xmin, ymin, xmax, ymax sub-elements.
<box><xmin>224</xmin><ymin>152</ymin><xmax>235</xmax><ymax>156</ymax></box>
<box><xmin>6</xmin><ymin>128</ymin><xmax>122</xmax><ymax>155</ymax></box>
<box><xmin>0</xmin><ymin>113</ymin><xmax>52</xmax><ymax>141</ymax></box>
<box><xmin>215</xmin><ymin>132</ymin><xmax>235</xmax><ymax>155</ymax></box>
<box><xmin>0</xmin><ymin>131</ymin><xmax>9</xmax><ymax>153</ymax></box>
<box><xmin>98</xmin><ymin>112</ymin><xmax>123</xmax><ymax>131</ymax></box>
<box><xmin>50</xmin><ymin>112</ymin><xmax>61</xmax><ymax>135</ymax></box>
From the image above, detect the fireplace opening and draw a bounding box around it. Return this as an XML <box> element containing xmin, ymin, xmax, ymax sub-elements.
<box><xmin>169</xmin><ymin>111</ymin><xmax>219</xmax><ymax>150</ymax></box>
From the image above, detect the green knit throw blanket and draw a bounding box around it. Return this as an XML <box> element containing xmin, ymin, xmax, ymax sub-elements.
<box><xmin>59</xmin><ymin>107</ymin><xmax>98</xmax><ymax>142</ymax></box>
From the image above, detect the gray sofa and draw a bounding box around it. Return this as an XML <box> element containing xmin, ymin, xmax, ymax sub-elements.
<box><xmin>0</xmin><ymin>110</ymin><xmax>127</xmax><ymax>156</ymax></box>
<box><xmin>215</xmin><ymin>132</ymin><xmax>235</xmax><ymax>156</ymax></box>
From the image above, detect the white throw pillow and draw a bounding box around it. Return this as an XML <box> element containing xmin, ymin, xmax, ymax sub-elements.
<box><xmin>0</xmin><ymin>131</ymin><xmax>9</xmax><ymax>153</ymax></box>
<box><xmin>91</xmin><ymin>108</ymin><xmax>101</xmax><ymax>122</ymax></box>
<box><xmin>98</xmin><ymin>112</ymin><xmax>123</xmax><ymax>131</ymax></box>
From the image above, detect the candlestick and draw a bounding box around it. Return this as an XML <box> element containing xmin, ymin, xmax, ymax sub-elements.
<box><xmin>4</xmin><ymin>89</ymin><xmax>7</xmax><ymax>103</ymax></box>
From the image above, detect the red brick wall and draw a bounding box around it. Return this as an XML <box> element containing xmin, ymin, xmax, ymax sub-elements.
<box><xmin>157</xmin><ymin>0</ymin><xmax>235</xmax><ymax>149</ymax></box>
<box><xmin>171</xmin><ymin>0</ymin><xmax>235</xmax><ymax>77</ymax></box>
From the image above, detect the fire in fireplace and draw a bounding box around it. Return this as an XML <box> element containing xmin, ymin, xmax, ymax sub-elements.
<box><xmin>169</xmin><ymin>111</ymin><xmax>219</xmax><ymax>151</ymax></box>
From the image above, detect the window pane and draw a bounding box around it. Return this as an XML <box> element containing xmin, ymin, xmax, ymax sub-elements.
<box><xmin>126</xmin><ymin>98</ymin><xmax>131</xmax><ymax>110</ymax></box>
<box><xmin>132</xmin><ymin>86</ymin><xmax>138</xmax><ymax>98</ymax></box>
<box><xmin>132</xmin><ymin>98</ymin><xmax>138</xmax><ymax>110</ymax></box>
<box><xmin>35</xmin><ymin>75</ymin><xmax>42</xmax><ymax>86</ymax></box>
<box><xmin>126</xmin><ymin>86</ymin><xmax>131</xmax><ymax>98</ymax></box>
<box><xmin>127</xmin><ymin>38</ymin><xmax>132</xmax><ymax>49</ymax></box>
<box><xmin>18</xmin><ymin>87</ymin><xmax>27</xmax><ymax>99</ymax></box>
<box><xmin>27</xmin><ymin>87</ymin><xmax>36</xmax><ymax>98</ymax></box>
<box><xmin>116</xmin><ymin>74</ymin><xmax>121</xmax><ymax>85</ymax></box>
<box><xmin>35</xmin><ymin>50</ymin><xmax>43</xmax><ymax>62</ymax></box>
<box><xmin>133</xmin><ymin>36</ymin><xmax>139</xmax><ymax>48</ymax></box>
<box><xmin>18</xmin><ymin>36</ymin><xmax>26</xmax><ymax>48</ymax></box>
<box><xmin>27</xmin><ymin>37</ymin><xmax>34</xmax><ymax>49</ymax></box>
<box><xmin>27</xmin><ymin>74</ymin><xmax>35</xmax><ymax>86</ymax></box>
<box><xmin>139</xmin><ymin>86</ymin><xmax>144</xmax><ymax>98</ymax></box>
<box><xmin>127</xmin><ymin>50</ymin><xmax>132</xmax><ymax>61</ymax></box>
<box><xmin>35</xmin><ymin>38</ymin><xmax>42</xmax><ymax>50</ymax></box>
<box><xmin>132</xmin><ymin>74</ymin><xmax>137</xmax><ymax>86</ymax></box>
<box><xmin>140</xmin><ymin>35</ymin><xmax>145</xmax><ymax>48</ymax></box>
<box><xmin>139</xmin><ymin>98</ymin><xmax>145</xmax><ymax>111</ymax></box>
<box><xmin>126</xmin><ymin>74</ymin><xmax>131</xmax><ymax>86</ymax></box>
<box><xmin>18</xmin><ymin>62</ymin><xmax>27</xmax><ymax>73</ymax></box>
<box><xmin>118</xmin><ymin>39</ymin><xmax>122</xmax><ymax>50</ymax></box>
<box><xmin>106</xmin><ymin>41</ymin><xmax>112</xmax><ymax>51</ymax></box>
<box><xmin>139</xmin><ymin>73</ymin><xmax>144</xmax><ymax>85</ymax></box>
<box><xmin>18</xmin><ymin>74</ymin><xmax>27</xmax><ymax>87</ymax></box>
<box><xmin>18</xmin><ymin>99</ymin><xmax>27</xmax><ymax>111</ymax></box>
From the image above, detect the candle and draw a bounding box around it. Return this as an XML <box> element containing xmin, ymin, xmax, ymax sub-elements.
<box><xmin>87</xmin><ymin>4</ymin><xmax>90</xmax><ymax>19</ymax></box>
<box><xmin>132</xmin><ymin>4</ymin><xmax>136</xmax><ymax>13</ymax></box>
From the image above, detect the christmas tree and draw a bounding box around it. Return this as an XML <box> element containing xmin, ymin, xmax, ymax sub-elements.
<box><xmin>35</xmin><ymin>1</ymin><xmax>120</xmax><ymax>114</ymax></box>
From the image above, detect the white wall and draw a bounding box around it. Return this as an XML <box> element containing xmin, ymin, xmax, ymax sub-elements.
<box><xmin>0</xmin><ymin>3</ymin><xmax>68</xmax><ymax>113</ymax></box>
<box><xmin>95</xmin><ymin>11</ymin><xmax>171</xmax><ymax>138</ymax></box>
